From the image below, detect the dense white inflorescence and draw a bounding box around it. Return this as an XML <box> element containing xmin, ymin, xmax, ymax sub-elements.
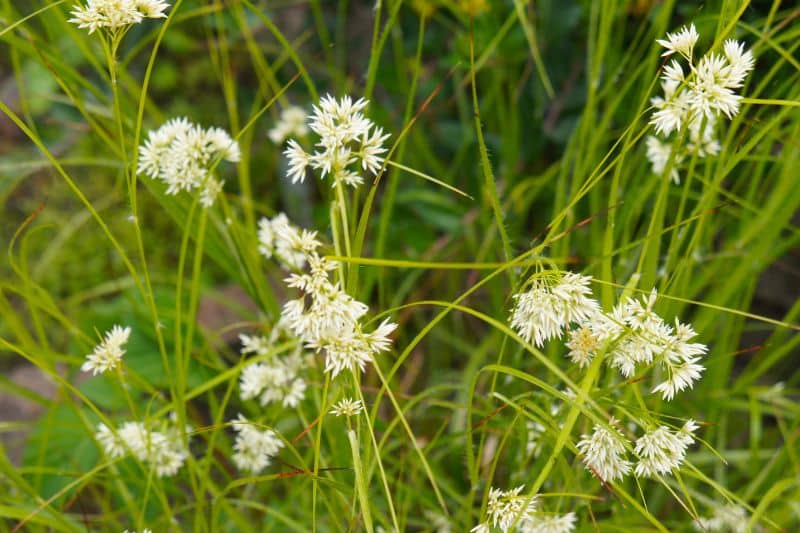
<box><xmin>95</xmin><ymin>417</ymin><xmax>190</xmax><ymax>477</ymax></box>
<box><xmin>577</xmin><ymin>419</ymin><xmax>633</xmax><ymax>483</ymax></box>
<box><xmin>238</xmin><ymin>327</ymin><xmax>310</xmax><ymax>409</ymax></box>
<box><xmin>138</xmin><ymin>117</ymin><xmax>240</xmax><ymax>207</ymax></box>
<box><xmin>230</xmin><ymin>414</ymin><xmax>284</xmax><ymax>474</ymax></box>
<box><xmin>269</xmin><ymin>106</ymin><xmax>309</xmax><ymax>144</ymax></box>
<box><xmin>509</xmin><ymin>273</ymin><xmax>599</xmax><ymax>348</ymax></box>
<box><xmin>329</xmin><ymin>398</ymin><xmax>364</xmax><ymax>417</ymax></box>
<box><xmin>282</xmin><ymin>95</ymin><xmax>390</xmax><ymax>187</ymax></box>
<box><xmin>646</xmin><ymin>25</ymin><xmax>755</xmax><ymax>183</ymax></box>
<box><xmin>257</xmin><ymin>213</ymin><xmax>321</xmax><ymax>271</ymax></box>
<box><xmin>69</xmin><ymin>0</ymin><xmax>170</xmax><ymax>34</ymax></box>
<box><xmin>81</xmin><ymin>325</ymin><xmax>131</xmax><ymax>375</ymax></box>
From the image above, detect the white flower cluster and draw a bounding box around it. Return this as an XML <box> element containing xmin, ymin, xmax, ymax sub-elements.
<box><xmin>472</xmin><ymin>486</ymin><xmax>537</xmax><ymax>533</ymax></box>
<box><xmin>268</xmin><ymin>106</ymin><xmax>308</xmax><ymax>144</ymax></box>
<box><xmin>527</xmin><ymin>513</ymin><xmax>577</xmax><ymax>533</ymax></box>
<box><xmin>257</xmin><ymin>213</ymin><xmax>322</xmax><ymax>270</ymax></box>
<box><xmin>509</xmin><ymin>272</ymin><xmax>599</xmax><ymax>348</ymax></box>
<box><xmin>238</xmin><ymin>330</ymin><xmax>309</xmax><ymax>409</ymax></box>
<box><xmin>423</xmin><ymin>510</ymin><xmax>453</xmax><ymax>533</ymax></box>
<box><xmin>576</xmin><ymin>418</ymin><xmax>631</xmax><ymax>482</ymax></box>
<box><xmin>511</xmin><ymin>272</ymin><xmax>706</xmax><ymax>401</ymax></box>
<box><xmin>81</xmin><ymin>324</ymin><xmax>131</xmax><ymax>375</ymax></box>
<box><xmin>578</xmin><ymin>419</ymin><xmax>699</xmax><ymax>482</ymax></box>
<box><xmin>283</xmin><ymin>95</ymin><xmax>390</xmax><ymax>188</ymax></box>
<box><xmin>634</xmin><ymin>419</ymin><xmax>699</xmax><ymax>477</ymax></box>
<box><xmin>95</xmin><ymin>418</ymin><xmax>190</xmax><ymax>477</ymax></box>
<box><xmin>138</xmin><ymin>117</ymin><xmax>241</xmax><ymax>207</ymax></box>
<box><xmin>473</xmin><ymin>487</ymin><xmax>574</xmax><ymax>533</ymax></box>
<box><xmin>230</xmin><ymin>414</ymin><xmax>284</xmax><ymax>474</ymax></box>
<box><xmin>69</xmin><ymin>0</ymin><xmax>169</xmax><ymax>34</ymax></box>
<box><xmin>330</xmin><ymin>398</ymin><xmax>364</xmax><ymax>417</ymax></box>
<box><xmin>655</xmin><ymin>24</ymin><xmax>700</xmax><ymax>59</ymax></box>
<box><xmin>509</xmin><ymin>271</ymin><xmax>706</xmax><ymax>401</ymax></box>
<box><xmin>280</xmin><ymin>236</ymin><xmax>397</xmax><ymax>378</ymax></box>
<box><xmin>647</xmin><ymin>24</ymin><xmax>755</xmax><ymax>183</ymax></box>
<box><xmin>508</xmin><ymin>272</ymin><xmax>709</xmax><ymax>484</ymax></box>
<box><xmin>694</xmin><ymin>503</ymin><xmax>753</xmax><ymax>532</ymax></box>
<box><xmin>567</xmin><ymin>287</ymin><xmax>707</xmax><ymax>401</ymax></box>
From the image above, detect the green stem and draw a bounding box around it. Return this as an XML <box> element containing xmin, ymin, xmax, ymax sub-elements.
<box><xmin>312</xmin><ymin>373</ymin><xmax>331</xmax><ymax>533</ymax></box>
<box><xmin>469</xmin><ymin>23</ymin><xmax>514</xmax><ymax>280</ymax></box>
<box><xmin>333</xmin><ymin>179</ymin><xmax>352</xmax><ymax>289</ymax></box>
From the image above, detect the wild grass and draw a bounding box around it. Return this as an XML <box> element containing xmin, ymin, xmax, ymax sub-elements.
<box><xmin>1</xmin><ymin>0</ymin><xmax>799</xmax><ymax>531</ymax></box>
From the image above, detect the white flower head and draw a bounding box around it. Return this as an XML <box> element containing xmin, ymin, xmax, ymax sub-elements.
<box><xmin>283</xmin><ymin>139</ymin><xmax>311</xmax><ymax>183</ymax></box>
<box><xmin>650</xmin><ymin>80</ymin><xmax>692</xmax><ymax>137</ymax></box>
<box><xmin>258</xmin><ymin>213</ymin><xmax>321</xmax><ymax>270</ymax></box>
<box><xmin>634</xmin><ymin>420</ymin><xmax>698</xmax><ymax>477</ymax></box>
<box><xmin>647</xmin><ymin>25</ymin><xmax>754</xmax><ymax>184</ymax></box>
<box><xmin>95</xmin><ymin>418</ymin><xmax>189</xmax><ymax>477</ymax></box>
<box><xmin>691</xmin><ymin>52</ymin><xmax>742</xmax><ymax>119</ymax></box>
<box><xmin>95</xmin><ymin>423</ymin><xmax>126</xmax><ymax>458</ymax></box>
<box><xmin>423</xmin><ymin>510</ymin><xmax>452</xmax><ymax>533</ymax></box>
<box><xmin>600</xmin><ymin>287</ymin><xmax>707</xmax><ymax>399</ymax></box>
<box><xmin>330</xmin><ymin>398</ymin><xmax>364</xmax><ymax>417</ymax></box>
<box><xmin>646</xmin><ymin>135</ymin><xmax>683</xmax><ymax>184</ymax></box>
<box><xmin>357</xmin><ymin>126</ymin><xmax>390</xmax><ymax>174</ymax></box>
<box><xmin>577</xmin><ymin>418</ymin><xmax>632</xmax><ymax>483</ymax></box>
<box><xmin>651</xmin><ymin>319</ymin><xmax>707</xmax><ymax>400</ymax></box>
<box><xmin>693</xmin><ymin>503</ymin><xmax>750</xmax><ymax>532</ymax></box>
<box><xmin>81</xmin><ymin>325</ymin><xmax>131</xmax><ymax>375</ymax></box>
<box><xmin>662</xmin><ymin>59</ymin><xmax>685</xmax><ymax>83</ymax></box>
<box><xmin>656</xmin><ymin>24</ymin><xmax>699</xmax><ymax>59</ymax></box>
<box><xmin>135</xmin><ymin>0</ymin><xmax>169</xmax><ymax>17</ymax></box>
<box><xmin>269</xmin><ymin>106</ymin><xmax>309</xmax><ymax>144</ymax></box>
<box><xmin>239</xmin><ymin>333</ymin><xmax>272</xmax><ymax>356</ymax></box>
<box><xmin>565</xmin><ymin>320</ymin><xmax>604</xmax><ymax>368</ymax></box>
<box><xmin>309</xmin><ymin>318</ymin><xmax>397</xmax><ymax>378</ymax></box>
<box><xmin>526</xmin><ymin>419</ymin><xmax>545</xmax><ymax>458</ymax></box>
<box><xmin>528</xmin><ymin>512</ymin><xmax>577</xmax><ymax>533</ymax></box>
<box><xmin>231</xmin><ymin>414</ymin><xmax>284</xmax><ymax>474</ymax></box>
<box><xmin>723</xmin><ymin>39</ymin><xmax>755</xmax><ymax>88</ymax></box>
<box><xmin>265</xmin><ymin>217</ymin><xmax>397</xmax><ymax>381</ymax></box>
<box><xmin>199</xmin><ymin>177</ymin><xmax>224</xmax><ymax>208</ymax></box>
<box><xmin>205</xmin><ymin>126</ymin><xmax>241</xmax><ymax>163</ymax></box>
<box><xmin>605</xmin><ymin>289</ymin><xmax>665</xmax><ymax>376</ymax></box>
<box><xmin>510</xmin><ymin>272</ymin><xmax>599</xmax><ymax>348</ymax></box>
<box><xmin>485</xmin><ymin>485</ymin><xmax>537</xmax><ymax>532</ymax></box>
<box><xmin>281</xmin><ymin>248</ymin><xmax>398</xmax><ymax>378</ymax></box>
<box><xmin>69</xmin><ymin>0</ymin><xmax>169</xmax><ymax>34</ymax></box>
<box><xmin>138</xmin><ymin>118</ymin><xmax>239</xmax><ymax>208</ymax></box>
<box><xmin>283</xmin><ymin>94</ymin><xmax>390</xmax><ymax>188</ymax></box>
<box><xmin>239</xmin><ymin>356</ymin><xmax>308</xmax><ymax>409</ymax></box>
<box><xmin>238</xmin><ymin>327</ymin><xmax>310</xmax><ymax>409</ymax></box>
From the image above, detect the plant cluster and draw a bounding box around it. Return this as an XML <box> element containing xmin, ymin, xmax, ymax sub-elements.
<box><xmin>0</xmin><ymin>1</ymin><xmax>797</xmax><ymax>532</ymax></box>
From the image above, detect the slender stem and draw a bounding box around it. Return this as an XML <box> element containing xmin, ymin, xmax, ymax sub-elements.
<box><xmin>348</xmin><ymin>428</ymin><xmax>374</xmax><ymax>533</ymax></box>
<box><xmin>335</xmin><ymin>180</ymin><xmax>353</xmax><ymax>256</ymax></box>
<box><xmin>107</xmin><ymin>29</ymin><xmax>176</xmax><ymax>409</ymax></box>
<box><xmin>352</xmin><ymin>369</ymin><xmax>399</xmax><ymax>530</ymax></box>
<box><xmin>312</xmin><ymin>373</ymin><xmax>331</xmax><ymax>533</ymax></box>
<box><xmin>107</xmin><ymin>35</ymin><xmax>127</xmax><ymax>168</ymax></box>
<box><xmin>333</xmin><ymin>179</ymin><xmax>353</xmax><ymax>289</ymax></box>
